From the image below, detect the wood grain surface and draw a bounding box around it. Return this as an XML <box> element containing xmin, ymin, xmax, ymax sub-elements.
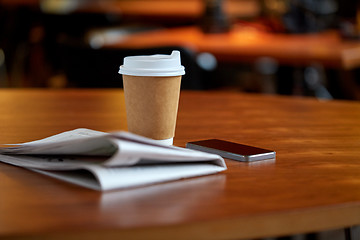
<box><xmin>0</xmin><ymin>89</ymin><xmax>359</xmax><ymax>240</ymax></box>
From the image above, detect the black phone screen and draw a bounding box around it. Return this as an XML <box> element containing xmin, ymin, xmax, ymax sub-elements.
<box><xmin>186</xmin><ymin>139</ymin><xmax>275</xmax><ymax>162</ymax></box>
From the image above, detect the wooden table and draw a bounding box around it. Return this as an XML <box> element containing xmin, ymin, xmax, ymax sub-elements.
<box><xmin>78</xmin><ymin>0</ymin><xmax>259</xmax><ymax>19</ymax></box>
<box><xmin>0</xmin><ymin>89</ymin><xmax>359</xmax><ymax>239</ymax></box>
<box><xmin>0</xmin><ymin>0</ymin><xmax>259</xmax><ymax>19</ymax></box>
<box><xmin>104</xmin><ymin>25</ymin><xmax>360</xmax><ymax>70</ymax></box>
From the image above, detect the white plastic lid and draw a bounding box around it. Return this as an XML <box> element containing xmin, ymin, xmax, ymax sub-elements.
<box><xmin>118</xmin><ymin>50</ymin><xmax>185</xmax><ymax>77</ymax></box>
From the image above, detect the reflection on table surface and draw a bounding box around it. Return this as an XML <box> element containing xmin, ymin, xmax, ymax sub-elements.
<box><xmin>0</xmin><ymin>89</ymin><xmax>359</xmax><ymax>239</ymax></box>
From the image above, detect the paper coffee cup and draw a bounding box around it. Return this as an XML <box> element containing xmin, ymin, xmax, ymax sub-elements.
<box><xmin>119</xmin><ymin>51</ymin><xmax>185</xmax><ymax>145</ymax></box>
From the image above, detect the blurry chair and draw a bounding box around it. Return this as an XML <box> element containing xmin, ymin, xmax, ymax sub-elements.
<box><xmin>260</xmin><ymin>0</ymin><xmax>338</xmax><ymax>33</ymax></box>
<box><xmin>0</xmin><ymin>4</ymin><xmax>42</xmax><ymax>87</ymax></box>
<box><xmin>0</xmin><ymin>48</ymin><xmax>7</xmax><ymax>87</ymax></box>
<box><xmin>57</xmin><ymin>39</ymin><xmax>205</xmax><ymax>89</ymax></box>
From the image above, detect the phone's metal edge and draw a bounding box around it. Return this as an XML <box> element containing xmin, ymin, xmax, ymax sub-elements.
<box><xmin>247</xmin><ymin>152</ymin><xmax>276</xmax><ymax>162</ymax></box>
<box><xmin>186</xmin><ymin>143</ymin><xmax>276</xmax><ymax>162</ymax></box>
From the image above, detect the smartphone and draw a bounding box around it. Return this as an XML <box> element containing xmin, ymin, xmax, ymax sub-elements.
<box><xmin>186</xmin><ymin>139</ymin><xmax>275</xmax><ymax>162</ymax></box>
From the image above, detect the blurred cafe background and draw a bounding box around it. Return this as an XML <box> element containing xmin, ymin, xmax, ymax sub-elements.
<box><xmin>1</xmin><ymin>0</ymin><xmax>360</xmax><ymax>100</ymax></box>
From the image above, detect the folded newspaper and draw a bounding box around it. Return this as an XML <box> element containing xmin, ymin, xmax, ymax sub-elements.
<box><xmin>0</xmin><ymin>129</ymin><xmax>226</xmax><ymax>191</ymax></box>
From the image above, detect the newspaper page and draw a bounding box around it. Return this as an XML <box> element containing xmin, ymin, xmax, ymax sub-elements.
<box><xmin>0</xmin><ymin>129</ymin><xmax>226</xmax><ymax>191</ymax></box>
